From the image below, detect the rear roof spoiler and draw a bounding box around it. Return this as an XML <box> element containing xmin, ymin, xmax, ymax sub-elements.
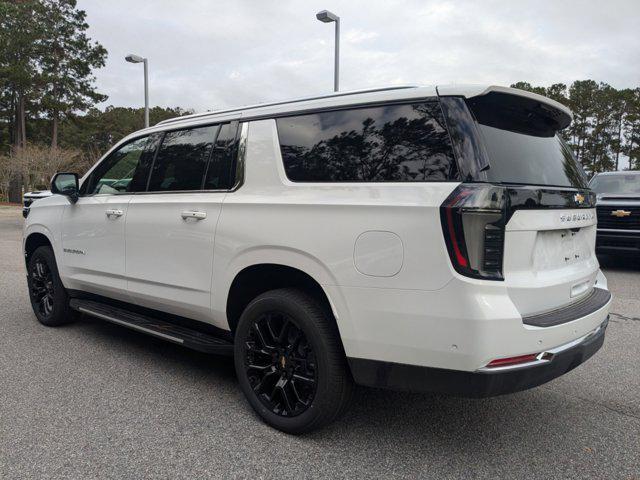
<box><xmin>436</xmin><ymin>84</ymin><xmax>573</xmax><ymax>130</ymax></box>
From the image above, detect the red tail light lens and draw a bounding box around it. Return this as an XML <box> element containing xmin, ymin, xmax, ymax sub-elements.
<box><xmin>485</xmin><ymin>353</ymin><xmax>540</xmax><ymax>368</ymax></box>
<box><xmin>440</xmin><ymin>184</ymin><xmax>507</xmax><ymax>280</ymax></box>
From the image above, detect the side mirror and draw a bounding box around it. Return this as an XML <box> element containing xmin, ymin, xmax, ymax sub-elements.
<box><xmin>51</xmin><ymin>172</ymin><xmax>79</xmax><ymax>204</ymax></box>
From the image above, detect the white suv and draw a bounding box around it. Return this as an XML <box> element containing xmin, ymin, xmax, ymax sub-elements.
<box><xmin>23</xmin><ymin>85</ymin><xmax>611</xmax><ymax>433</ymax></box>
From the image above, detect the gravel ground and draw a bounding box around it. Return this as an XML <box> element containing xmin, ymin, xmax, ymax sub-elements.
<box><xmin>1</xmin><ymin>205</ymin><xmax>639</xmax><ymax>479</ymax></box>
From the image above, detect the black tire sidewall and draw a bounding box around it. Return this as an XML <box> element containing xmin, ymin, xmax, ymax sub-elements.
<box><xmin>27</xmin><ymin>246</ymin><xmax>73</xmax><ymax>326</ymax></box>
<box><xmin>234</xmin><ymin>289</ymin><xmax>347</xmax><ymax>434</ymax></box>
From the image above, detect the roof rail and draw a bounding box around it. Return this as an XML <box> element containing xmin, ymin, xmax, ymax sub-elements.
<box><xmin>156</xmin><ymin>85</ymin><xmax>419</xmax><ymax>126</ymax></box>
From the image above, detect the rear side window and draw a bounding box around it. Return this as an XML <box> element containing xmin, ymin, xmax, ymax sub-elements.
<box><xmin>203</xmin><ymin>122</ymin><xmax>238</xmax><ymax>190</ymax></box>
<box><xmin>276</xmin><ymin>102</ymin><xmax>458</xmax><ymax>182</ymax></box>
<box><xmin>148</xmin><ymin>125</ymin><xmax>217</xmax><ymax>192</ymax></box>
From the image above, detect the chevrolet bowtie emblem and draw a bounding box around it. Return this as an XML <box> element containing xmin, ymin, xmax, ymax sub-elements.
<box><xmin>611</xmin><ymin>210</ymin><xmax>631</xmax><ymax>218</ymax></box>
<box><xmin>574</xmin><ymin>193</ymin><xmax>585</xmax><ymax>205</ymax></box>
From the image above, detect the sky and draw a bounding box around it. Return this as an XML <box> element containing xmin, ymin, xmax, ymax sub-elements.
<box><xmin>78</xmin><ymin>0</ymin><xmax>639</xmax><ymax>114</ymax></box>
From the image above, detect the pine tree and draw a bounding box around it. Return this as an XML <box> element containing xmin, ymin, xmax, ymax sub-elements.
<box><xmin>0</xmin><ymin>0</ymin><xmax>46</xmax><ymax>201</ymax></box>
<box><xmin>567</xmin><ymin>80</ymin><xmax>598</xmax><ymax>167</ymax></box>
<box><xmin>609</xmin><ymin>88</ymin><xmax>631</xmax><ymax>171</ymax></box>
<box><xmin>624</xmin><ymin>88</ymin><xmax>640</xmax><ymax>170</ymax></box>
<box><xmin>510</xmin><ymin>81</ymin><xmax>546</xmax><ymax>96</ymax></box>
<box><xmin>545</xmin><ymin>83</ymin><xmax>569</xmax><ymax>105</ymax></box>
<box><xmin>39</xmin><ymin>0</ymin><xmax>107</xmax><ymax>149</ymax></box>
<box><xmin>0</xmin><ymin>0</ymin><xmax>45</xmax><ymax>149</ymax></box>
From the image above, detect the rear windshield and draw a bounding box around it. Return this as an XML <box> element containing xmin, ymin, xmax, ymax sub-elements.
<box><xmin>466</xmin><ymin>92</ymin><xmax>588</xmax><ymax>189</ymax></box>
<box><xmin>589</xmin><ymin>174</ymin><xmax>640</xmax><ymax>194</ymax></box>
<box><xmin>478</xmin><ymin>126</ymin><xmax>587</xmax><ymax>188</ymax></box>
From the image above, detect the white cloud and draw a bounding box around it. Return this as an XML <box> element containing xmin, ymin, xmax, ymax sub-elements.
<box><xmin>345</xmin><ymin>29</ymin><xmax>379</xmax><ymax>44</ymax></box>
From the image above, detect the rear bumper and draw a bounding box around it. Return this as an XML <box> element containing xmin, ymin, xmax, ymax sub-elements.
<box><xmin>349</xmin><ymin>317</ymin><xmax>607</xmax><ymax>397</ymax></box>
<box><xmin>330</xmin><ymin>274</ymin><xmax>611</xmax><ymax>373</ymax></box>
<box><xmin>596</xmin><ymin>230</ymin><xmax>640</xmax><ymax>254</ymax></box>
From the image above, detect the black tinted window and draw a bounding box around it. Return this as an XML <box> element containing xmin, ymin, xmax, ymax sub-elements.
<box><xmin>148</xmin><ymin>125</ymin><xmax>217</xmax><ymax>192</ymax></box>
<box><xmin>276</xmin><ymin>102</ymin><xmax>457</xmax><ymax>182</ymax></box>
<box><xmin>85</xmin><ymin>135</ymin><xmax>159</xmax><ymax>195</ymax></box>
<box><xmin>204</xmin><ymin>123</ymin><xmax>238</xmax><ymax>190</ymax></box>
<box><xmin>478</xmin><ymin>126</ymin><xmax>587</xmax><ymax>188</ymax></box>
<box><xmin>465</xmin><ymin>93</ymin><xmax>587</xmax><ymax>188</ymax></box>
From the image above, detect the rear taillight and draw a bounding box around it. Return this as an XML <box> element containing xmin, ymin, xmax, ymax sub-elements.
<box><xmin>440</xmin><ymin>184</ymin><xmax>507</xmax><ymax>281</ymax></box>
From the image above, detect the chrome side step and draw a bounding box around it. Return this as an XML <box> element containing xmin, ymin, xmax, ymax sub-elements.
<box><xmin>69</xmin><ymin>299</ymin><xmax>233</xmax><ymax>356</ymax></box>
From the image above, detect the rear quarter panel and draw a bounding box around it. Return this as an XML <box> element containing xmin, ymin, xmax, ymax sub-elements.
<box><xmin>212</xmin><ymin>119</ymin><xmax>459</xmax><ymax>351</ymax></box>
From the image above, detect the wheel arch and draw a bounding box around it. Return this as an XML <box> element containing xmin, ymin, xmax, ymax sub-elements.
<box><xmin>24</xmin><ymin>230</ymin><xmax>55</xmax><ymax>267</ymax></box>
<box><xmin>215</xmin><ymin>247</ymin><xmax>355</xmax><ymax>356</ymax></box>
<box><xmin>225</xmin><ymin>263</ymin><xmax>340</xmax><ymax>334</ymax></box>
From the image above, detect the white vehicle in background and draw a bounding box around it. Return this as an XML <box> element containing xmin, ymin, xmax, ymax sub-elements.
<box><xmin>22</xmin><ymin>190</ymin><xmax>52</xmax><ymax>218</ymax></box>
<box><xmin>23</xmin><ymin>85</ymin><xmax>611</xmax><ymax>433</ymax></box>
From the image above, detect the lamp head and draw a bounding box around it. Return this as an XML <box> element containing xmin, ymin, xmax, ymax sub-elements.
<box><xmin>316</xmin><ymin>10</ymin><xmax>339</xmax><ymax>23</ymax></box>
<box><xmin>125</xmin><ymin>54</ymin><xmax>145</xmax><ymax>63</ymax></box>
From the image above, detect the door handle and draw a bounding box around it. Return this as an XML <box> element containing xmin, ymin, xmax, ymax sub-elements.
<box><xmin>105</xmin><ymin>209</ymin><xmax>124</xmax><ymax>218</ymax></box>
<box><xmin>181</xmin><ymin>210</ymin><xmax>207</xmax><ymax>220</ymax></box>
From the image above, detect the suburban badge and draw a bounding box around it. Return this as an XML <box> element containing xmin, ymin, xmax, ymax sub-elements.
<box><xmin>63</xmin><ymin>248</ymin><xmax>86</xmax><ymax>255</ymax></box>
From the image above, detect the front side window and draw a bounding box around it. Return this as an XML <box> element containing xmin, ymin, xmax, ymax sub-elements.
<box><xmin>85</xmin><ymin>135</ymin><xmax>158</xmax><ymax>195</ymax></box>
<box><xmin>276</xmin><ymin>102</ymin><xmax>458</xmax><ymax>182</ymax></box>
<box><xmin>148</xmin><ymin>125</ymin><xmax>217</xmax><ymax>192</ymax></box>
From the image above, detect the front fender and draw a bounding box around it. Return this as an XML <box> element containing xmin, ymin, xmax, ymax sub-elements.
<box><xmin>23</xmin><ymin>201</ymin><xmax>66</xmax><ymax>280</ymax></box>
<box><xmin>23</xmin><ymin>224</ymin><xmax>57</xmax><ymax>256</ymax></box>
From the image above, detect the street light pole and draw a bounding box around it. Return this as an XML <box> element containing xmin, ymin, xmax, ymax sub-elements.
<box><xmin>125</xmin><ymin>54</ymin><xmax>149</xmax><ymax>128</ymax></box>
<box><xmin>316</xmin><ymin>10</ymin><xmax>340</xmax><ymax>92</ymax></box>
<box><xmin>143</xmin><ymin>58</ymin><xmax>149</xmax><ymax>128</ymax></box>
<box><xmin>333</xmin><ymin>16</ymin><xmax>340</xmax><ymax>92</ymax></box>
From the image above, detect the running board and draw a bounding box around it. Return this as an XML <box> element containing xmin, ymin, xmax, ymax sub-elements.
<box><xmin>69</xmin><ymin>299</ymin><xmax>233</xmax><ymax>355</ymax></box>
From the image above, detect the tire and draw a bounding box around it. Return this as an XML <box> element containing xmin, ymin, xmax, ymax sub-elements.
<box><xmin>234</xmin><ymin>288</ymin><xmax>354</xmax><ymax>434</ymax></box>
<box><xmin>26</xmin><ymin>246</ymin><xmax>78</xmax><ymax>327</ymax></box>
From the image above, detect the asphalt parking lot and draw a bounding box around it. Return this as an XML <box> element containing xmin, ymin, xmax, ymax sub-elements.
<box><xmin>1</xmin><ymin>205</ymin><xmax>639</xmax><ymax>479</ymax></box>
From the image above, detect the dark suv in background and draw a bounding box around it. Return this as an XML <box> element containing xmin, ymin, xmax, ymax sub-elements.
<box><xmin>590</xmin><ymin>171</ymin><xmax>640</xmax><ymax>256</ymax></box>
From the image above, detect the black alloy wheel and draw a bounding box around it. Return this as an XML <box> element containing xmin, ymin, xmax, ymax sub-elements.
<box><xmin>29</xmin><ymin>257</ymin><xmax>55</xmax><ymax>319</ymax></box>
<box><xmin>234</xmin><ymin>288</ymin><xmax>354</xmax><ymax>434</ymax></box>
<box><xmin>26</xmin><ymin>246</ymin><xmax>78</xmax><ymax>327</ymax></box>
<box><xmin>244</xmin><ymin>311</ymin><xmax>317</xmax><ymax>417</ymax></box>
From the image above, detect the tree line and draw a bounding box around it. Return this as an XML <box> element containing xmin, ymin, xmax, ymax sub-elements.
<box><xmin>0</xmin><ymin>0</ymin><xmax>190</xmax><ymax>201</ymax></box>
<box><xmin>1</xmin><ymin>1</ymin><xmax>638</xmax><ymax>202</ymax></box>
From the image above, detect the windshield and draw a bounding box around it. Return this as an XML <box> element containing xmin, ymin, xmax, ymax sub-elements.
<box><xmin>589</xmin><ymin>174</ymin><xmax>640</xmax><ymax>194</ymax></box>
